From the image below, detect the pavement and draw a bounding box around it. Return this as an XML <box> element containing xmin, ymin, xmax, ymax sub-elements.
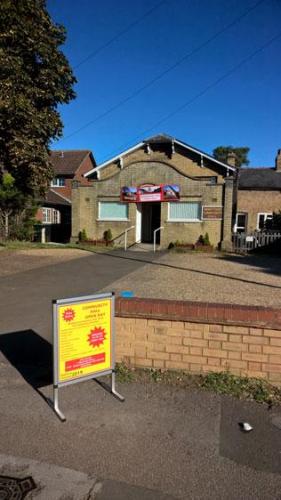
<box><xmin>0</xmin><ymin>454</ymin><xmax>176</xmax><ymax>499</ymax></box>
<box><xmin>1</xmin><ymin>248</ymin><xmax>281</xmax><ymax>499</ymax></box>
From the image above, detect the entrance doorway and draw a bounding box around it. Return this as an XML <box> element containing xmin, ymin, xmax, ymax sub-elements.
<box><xmin>141</xmin><ymin>203</ymin><xmax>161</xmax><ymax>243</ymax></box>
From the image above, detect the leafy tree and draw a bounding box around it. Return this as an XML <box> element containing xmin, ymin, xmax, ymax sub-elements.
<box><xmin>0</xmin><ymin>173</ymin><xmax>26</xmax><ymax>238</ymax></box>
<box><xmin>0</xmin><ymin>0</ymin><xmax>76</xmax><ymax>197</ymax></box>
<box><xmin>213</xmin><ymin>146</ymin><xmax>250</xmax><ymax>168</ymax></box>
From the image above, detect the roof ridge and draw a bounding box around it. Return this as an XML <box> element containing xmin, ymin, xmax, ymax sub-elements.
<box><xmin>49</xmin><ymin>189</ymin><xmax>71</xmax><ymax>203</ymax></box>
<box><xmin>51</xmin><ymin>149</ymin><xmax>91</xmax><ymax>153</ymax></box>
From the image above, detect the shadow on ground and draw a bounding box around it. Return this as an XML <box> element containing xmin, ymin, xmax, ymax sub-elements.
<box><xmin>220</xmin><ymin>395</ymin><xmax>281</xmax><ymax>474</ymax></box>
<box><xmin>106</xmin><ymin>249</ymin><xmax>281</xmax><ymax>290</ymax></box>
<box><xmin>0</xmin><ymin>329</ymin><xmax>52</xmax><ymax>389</ymax></box>
<box><xmin>220</xmin><ymin>253</ymin><xmax>281</xmax><ymax>278</ymax></box>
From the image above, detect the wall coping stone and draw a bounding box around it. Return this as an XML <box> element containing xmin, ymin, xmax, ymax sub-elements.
<box><xmin>115</xmin><ymin>297</ymin><xmax>281</xmax><ymax>330</ymax></box>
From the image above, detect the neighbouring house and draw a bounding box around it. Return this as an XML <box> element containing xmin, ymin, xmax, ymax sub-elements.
<box><xmin>235</xmin><ymin>149</ymin><xmax>281</xmax><ymax>233</ymax></box>
<box><xmin>37</xmin><ymin>150</ymin><xmax>96</xmax><ymax>242</ymax></box>
<box><xmin>71</xmin><ymin>134</ymin><xmax>236</xmax><ymax>250</ymax></box>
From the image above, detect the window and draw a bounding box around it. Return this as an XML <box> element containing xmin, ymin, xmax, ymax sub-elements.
<box><xmin>42</xmin><ymin>208</ymin><xmax>61</xmax><ymax>224</ymax></box>
<box><xmin>257</xmin><ymin>213</ymin><xmax>272</xmax><ymax>230</ymax></box>
<box><xmin>53</xmin><ymin>209</ymin><xmax>61</xmax><ymax>224</ymax></box>
<box><xmin>51</xmin><ymin>177</ymin><xmax>65</xmax><ymax>187</ymax></box>
<box><xmin>42</xmin><ymin>208</ymin><xmax>52</xmax><ymax>223</ymax></box>
<box><xmin>99</xmin><ymin>202</ymin><xmax>128</xmax><ymax>220</ymax></box>
<box><xmin>168</xmin><ymin>202</ymin><xmax>201</xmax><ymax>221</ymax></box>
<box><xmin>234</xmin><ymin>213</ymin><xmax>247</xmax><ymax>233</ymax></box>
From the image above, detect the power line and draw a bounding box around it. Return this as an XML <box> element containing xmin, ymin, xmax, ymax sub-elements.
<box><xmin>74</xmin><ymin>0</ymin><xmax>168</xmax><ymax>69</ymax></box>
<box><xmin>98</xmin><ymin>30</ymin><xmax>281</xmax><ymax>164</ymax></box>
<box><xmin>61</xmin><ymin>0</ymin><xmax>266</xmax><ymax>142</ymax></box>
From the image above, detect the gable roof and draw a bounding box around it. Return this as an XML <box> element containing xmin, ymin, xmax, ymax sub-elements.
<box><xmin>84</xmin><ymin>133</ymin><xmax>235</xmax><ymax>177</ymax></box>
<box><xmin>50</xmin><ymin>150</ymin><xmax>93</xmax><ymax>176</ymax></box>
<box><xmin>238</xmin><ymin>167</ymin><xmax>281</xmax><ymax>189</ymax></box>
<box><xmin>45</xmin><ymin>189</ymin><xmax>71</xmax><ymax>206</ymax></box>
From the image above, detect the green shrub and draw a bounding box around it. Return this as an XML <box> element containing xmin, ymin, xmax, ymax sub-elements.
<box><xmin>103</xmin><ymin>229</ymin><xmax>112</xmax><ymax>242</ymax></box>
<box><xmin>203</xmin><ymin>232</ymin><xmax>210</xmax><ymax>245</ymax></box>
<box><xmin>78</xmin><ymin>228</ymin><xmax>88</xmax><ymax>242</ymax></box>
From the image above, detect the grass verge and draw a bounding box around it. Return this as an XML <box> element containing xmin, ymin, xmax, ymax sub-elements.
<box><xmin>0</xmin><ymin>240</ymin><xmax>116</xmax><ymax>253</ymax></box>
<box><xmin>115</xmin><ymin>363</ymin><xmax>281</xmax><ymax>406</ymax></box>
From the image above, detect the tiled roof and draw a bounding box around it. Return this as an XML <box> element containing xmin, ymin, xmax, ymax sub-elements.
<box><xmin>50</xmin><ymin>150</ymin><xmax>91</xmax><ymax>175</ymax></box>
<box><xmin>45</xmin><ymin>189</ymin><xmax>71</xmax><ymax>206</ymax></box>
<box><xmin>238</xmin><ymin>167</ymin><xmax>281</xmax><ymax>189</ymax></box>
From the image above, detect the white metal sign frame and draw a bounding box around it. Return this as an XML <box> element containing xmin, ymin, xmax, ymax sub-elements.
<box><xmin>52</xmin><ymin>292</ymin><xmax>124</xmax><ymax>422</ymax></box>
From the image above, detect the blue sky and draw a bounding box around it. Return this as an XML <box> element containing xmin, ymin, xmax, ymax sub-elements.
<box><xmin>47</xmin><ymin>0</ymin><xmax>281</xmax><ymax>167</ymax></box>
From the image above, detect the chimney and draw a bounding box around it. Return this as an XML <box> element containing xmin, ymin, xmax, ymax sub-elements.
<box><xmin>275</xmin><ymin>149</ymin><xmax>281</xmax><ymax>171</ymax></box>
<box><xmin>226</xmin><ymin>152</ymin><xmax>236</xmax><ymax>168</ymax></box>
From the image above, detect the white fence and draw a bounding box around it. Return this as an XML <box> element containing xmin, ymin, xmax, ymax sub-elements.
<box><xmin>232</xmin><ymin>231</ymin><xmax>281</xmax><ymax>253</ymax></box>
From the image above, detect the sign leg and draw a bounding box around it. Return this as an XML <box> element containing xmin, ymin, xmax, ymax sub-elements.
<box><xmin>53</xmin><ymin>386</ymin><xmax>66</xmax><ymax>422</ymax></box>
<box><xmin>111</xmin><ymin>370</ymin><xmax>125</xmax><ymax>402</ymax></box>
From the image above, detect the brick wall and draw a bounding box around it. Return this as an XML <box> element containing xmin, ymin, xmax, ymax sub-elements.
<box><xmin>51</xmin><ymin>178</ymin><xmax>72</xmax><ymax>201</ymax></box>
<box><xmin>115</xmin><ymin>297</ymin><xmax>281</xmax><ymax>386</ymax></box>
<box><xmin>72</xmin><ymin>147</ymin><xmax>231</xmax><ymax>248</ymax></box>
<box><xmin>237</xmin><ymin>189</ymin><xmax>281</xmax><ymax>232</ymax></box>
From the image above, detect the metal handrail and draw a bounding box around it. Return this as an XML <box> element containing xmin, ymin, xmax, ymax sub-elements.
<box><xmin>153</xmin><ymin>226</ymin><xmax>164</xmax><ymax>252</ymax></box>
<box><xmin>124</xmin><ymin>225</ymin><xmax>135</xmax><ymax>251</ymax></box>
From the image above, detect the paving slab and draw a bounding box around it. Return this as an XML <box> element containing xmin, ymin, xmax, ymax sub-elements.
<box><xmin>0</xmin><ymin>453</ymin><xmax>98</xmax><ymax>499</ymax></box>
<box><xmin>0</xmin><ymin>454</ymin><xmax>177</xmax><ymax>500</ymax></box>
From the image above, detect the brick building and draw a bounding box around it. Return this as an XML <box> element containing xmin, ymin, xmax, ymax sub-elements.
<box><xmin>72</xmin><ymin>134</ymin><xmax>235</xmax><ymax>249</ymax></box>
<box><xmin>235</xmin><ymin>149</ymin><xmax>281</xmax><ymax>233</ymax></box>
<box><xmin>37</xmin><ymin>150</ymin><xmax>96</xmax><ymax>242</ymax></box>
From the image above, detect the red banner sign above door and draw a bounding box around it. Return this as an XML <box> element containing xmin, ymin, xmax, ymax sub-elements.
<box><xmin>121</xmin><ymin>184</ymin><xmax>180</xmax><ymax>203</ymax></box>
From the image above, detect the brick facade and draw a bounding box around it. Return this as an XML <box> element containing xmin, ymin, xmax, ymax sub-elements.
<box><xmin>237</xmin><ymin>190</ymin><xmax>281</xmax><ymax>232</ymax></box>
<box><xmin>38</xmin><ymin>152</ymin><xmax>95</xmax><ymax>243</ymax></box>
<box><xmin>115</xmin><ymin>297</ymin><xmax>281</xmax><ymax>386</ymax></box>
<box><xmin>72</xmin><ymin>140</ymin><xmax>234</xmax><ymax>248</ymax></box>
<box><xmin>51</xmin><ymin>154</ymin><xmax>94</xmax><ymax>201</ymax></box>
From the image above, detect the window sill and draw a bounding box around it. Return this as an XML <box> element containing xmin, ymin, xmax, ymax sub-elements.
<box><xmin>166</xmin><ymin>219</ymin><xmax>201</xmax><ymax>223</ymax></box>
<box><xmin>97</xmin><ymin>219</ymin><xmax>130</xmax><ymax>222</ymax></box>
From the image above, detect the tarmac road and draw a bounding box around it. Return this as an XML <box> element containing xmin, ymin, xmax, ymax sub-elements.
<box><xmin>0</xmin><ymin>249</ymin><xmax>151</xmax><ymax>342</ymax></box>
<box><xmin>0</xmin><ymin>360</ymin><xmax>281</xmax><ymax>499</ymax></box>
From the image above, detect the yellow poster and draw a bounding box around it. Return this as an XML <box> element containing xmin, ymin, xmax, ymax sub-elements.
<box><xmin>57</xmin><ymin>298</ymin><xmax>112</xmax><ymax>383</ymax></box>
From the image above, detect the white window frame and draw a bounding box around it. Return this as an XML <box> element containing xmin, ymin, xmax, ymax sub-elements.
<box><xmin>53</xmin><ymin>209</ymin><xmax>61</xmax><ymax>224</ymax></box>
<box><xmin>42</xmin><ymin>207</ymin><xmax>61</xmax><ymax>224</ymax></box>
<box><xmin>98</xmin><ymin>201</ymin><xmax>129</xmax><ymax>221</ymax></box>
<box><xmin>51</xmin><ymin>177</ymin><xmax>65</xmax><ymax>187</ymax></box>
<box><xmin>234</xmin><ymin>212</ymin><xmax>247</xmax><ymax>233</ymax></box>
<box><xmin>257</xmin><ymin>212</ymin><xmax>273</xmax><ymax>231</ymax></box>
<box><xmin>168</xmin><ymin>202</ymin><xmax>201</xmax><ymax>222</ymax></box>
<box><xmin>42</xmin><ymin>207</ymin><xmax>52</xmax><ymax>224</ymax></box>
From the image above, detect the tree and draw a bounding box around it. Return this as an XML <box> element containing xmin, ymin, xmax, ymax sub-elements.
<box><xmin>213</xmin><ymin>146</ymin><xmax>250</xmax><ymax>168</ymax></box>
<box><xmin>0</xmin><ymin>173</ymin><xmax>26</xmax><ymax>238</ymax></box>
<box><xmin>0</xmin><ymin>0</ymin><xmax>76</xmax><ymax>198</ymax></box>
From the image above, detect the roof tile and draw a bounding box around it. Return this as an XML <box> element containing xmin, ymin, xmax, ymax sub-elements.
<box><xmin>238</xmin><ymin>167</ymin><xmax>281</xmax><ymax>189</ymax></box>
<box><xmin>50</xmin><ymin>150</ymin><xmax>91</xmax><ymax>175</ymax></box>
